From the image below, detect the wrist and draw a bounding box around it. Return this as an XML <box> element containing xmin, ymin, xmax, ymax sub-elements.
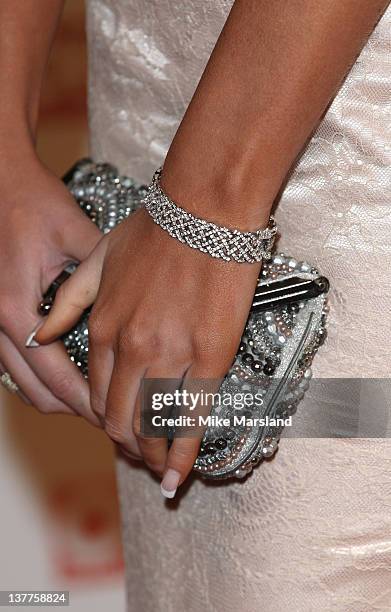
<box><xmin>160</xmin><ymin>155</ymin><xmax>276</xmax><ymax>233</ymax></box>
<box><xmin>0</xmin><ymin>106</ymin><xmax>37</xmax><ymax>158</ymax></box>
<box><xmin>0</xmin><ymin>134</ymin><xmax>39</xmax><ymax>176</ymax></box>
<box><xmin>145</xmin><ymin>167</ymin><xmax>277</xmax><ymax>264</ymax></box>
<box><xmin>0</xmin><ymin>148</ymin><xmax>47</xmax><ymax>203</ymax></box>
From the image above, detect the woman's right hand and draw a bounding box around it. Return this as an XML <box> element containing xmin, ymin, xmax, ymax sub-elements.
<box><xmin>0</xmin><ymin>154</ymin><xmax>101</xmax><ymax>424</ymax></box>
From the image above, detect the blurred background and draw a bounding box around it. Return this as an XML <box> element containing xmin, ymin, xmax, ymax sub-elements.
<box><xmin>0</xmin><ymin>2</ymin><xmax>125</xmax><ymax>609</ymax></box>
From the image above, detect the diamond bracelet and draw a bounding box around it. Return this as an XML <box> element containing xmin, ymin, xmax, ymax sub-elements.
<box><xmin>143</xmin><ymin>167</ymin><xmax>278</xmax><ymax>263</ymax></box>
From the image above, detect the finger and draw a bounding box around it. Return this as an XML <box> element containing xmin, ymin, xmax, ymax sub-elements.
<box><xmin>24</xmin><ymin>340</ymin><xmax>100</xmax><ymax>425</ymax></box>
<box><xmin>9</xmin><ymin>319</ymin><xmax>99</xmax><ymax>425</ymax></box>
<box><xmin>161</xmin><ymin>365</ymin><xmax>224</xmax><ymax>498</ymax></box>
<box><xmin>104</xmin><ymin>352</ymin><xmax>146</xmax><ymax>458</ymax></box>
<box><xmin>0</xmin><ymin>356</ymin><xmax>31</xmax><ymax>405</ymax></box>
<box><xmin>132</xmin><ymin>390</ymin><xmax>168</xmax><ymax>476</ymax></box>
<box><xmin>133</xmin><ymin>367</ymin><xmax>188</xmax><ymax>476</ymax></box>
<box><xmin>116</xmin><ymin>444</ymin><xmax>143</xmax><ymax>462</ymax></box>
<box><xmin>87</xmin><ymin>322</ymin><xmax>114</xmax><ymax>423</ymax></box>
<box><xmin>0</xmin><ymin>330</ymin><xmax>76</xmax><ymax>415</ymax></box>
<box><xmin>32</xmin><ymin>238</ymin><xmax>108</xmax><ymax>345</ymax></box>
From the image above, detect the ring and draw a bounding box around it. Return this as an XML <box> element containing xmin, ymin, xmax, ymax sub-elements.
<box><xmin>0</xmin><ymin>372</ymin><xmax>19</xmax><ymax>394</ymax></box>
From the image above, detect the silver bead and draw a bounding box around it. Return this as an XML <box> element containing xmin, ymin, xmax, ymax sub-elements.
<box><xmin>262</xmin><ymin>442</ymin><xmax>278</xmax><ymax>458</ymax></box>
<box><xmin>300</xmin><ymin>262</ymin><xmax>311</xmax><ymax>272</ymax></box>
<box><xmin>234</xmin><ymin>469</ymin><xmax>248</xmax><ymax>479</ymax></box>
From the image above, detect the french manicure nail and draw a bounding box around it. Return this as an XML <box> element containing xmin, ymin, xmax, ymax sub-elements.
<box><xmin>25</xmin><ymin>322</ymin><xmax>43</xmax><ymax>348</ymax></box>
<box><xmin>160</xmin><ymin>469</ymin><xmax>181</xmax><ymax>499</ymax></box>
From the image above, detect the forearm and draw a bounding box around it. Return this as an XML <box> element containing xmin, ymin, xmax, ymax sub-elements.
<box><xmin>162</xmin><ymin>0</ymin><xmax>389</xmax><ymax>229</ymax></box>
<box><xmin>0</xmin><ymin>0</ymin><xmax>65</xmax><ymax>158</ymax></box>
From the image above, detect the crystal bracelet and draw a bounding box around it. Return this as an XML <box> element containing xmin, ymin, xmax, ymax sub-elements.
<box><xmin>143</xmin><ymin>167</ymin><xmax>277</xmax><ymax>263</ymax></box>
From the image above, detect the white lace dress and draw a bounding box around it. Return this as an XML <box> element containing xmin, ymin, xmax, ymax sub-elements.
<box><xmin>86</xmin><ymin>2</ymin><xmax>391</xmax><ymax>610</ymax></box>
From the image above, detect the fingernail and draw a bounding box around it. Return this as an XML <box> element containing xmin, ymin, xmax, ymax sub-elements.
<box><xmin>25</xmin><ymin>322</ymin><xmax>43</xmax><ymax>348</ymax></box>
<box><xmin>160</xmin><ymin>469</ymin><xmax>181</xmax><ymax>499</ymax></box>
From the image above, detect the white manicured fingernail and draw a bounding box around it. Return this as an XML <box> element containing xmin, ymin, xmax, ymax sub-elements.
<box><xmin>25</xmin><ymin>322</ymin><xmax>43</xmax><ymax>348</ymax></box>
<box><xmin>160</xmin><ymin>469</ymin><xmax>181</xmax><ymax>499</ymax></box>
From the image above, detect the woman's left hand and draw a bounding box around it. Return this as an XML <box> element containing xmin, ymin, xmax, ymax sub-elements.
<box><xmin>33</xmin><ymin>205</ymin><xmax>262</xmax><ymax>496</ymax></box>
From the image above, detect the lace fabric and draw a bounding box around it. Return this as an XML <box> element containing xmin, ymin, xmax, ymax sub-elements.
<box><xmin>86</xmin><ymin>2</ymin><xmax>391</xmax><ymax>610</ymax></box>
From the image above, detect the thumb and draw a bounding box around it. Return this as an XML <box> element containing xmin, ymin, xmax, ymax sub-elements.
<box><xmin>33</xmin><ymin>238</ymin><xmax>109</xmax><ymax>346</ymax></box>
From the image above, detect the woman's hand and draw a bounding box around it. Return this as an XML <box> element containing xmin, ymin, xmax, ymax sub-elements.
<box><xmin>0</xmin><ymin>155</ymin><xmax>101</xmax><ymax>424</ymax></box>
<box><xmin>34</xmin><ymin>206</ymin><xmax>262</xmax><ymax>495</ymax></box>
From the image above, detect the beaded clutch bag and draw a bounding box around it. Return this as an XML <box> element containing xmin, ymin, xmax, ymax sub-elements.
<box><xmin>42</xmin><ymin>159</ymin><xmax>330</xmax><ymax>480</ymax></box>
